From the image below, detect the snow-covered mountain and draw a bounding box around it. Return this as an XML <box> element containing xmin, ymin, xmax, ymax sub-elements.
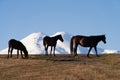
<box><xmin>0</xmin><ymin>32</ymin><xmax>119</xmax><ymax>54</ymax></box>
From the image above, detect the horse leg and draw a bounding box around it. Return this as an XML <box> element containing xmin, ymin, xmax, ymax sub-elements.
<box><xmin>53</xmin><ymin>46</ymin><xmax>56</xmax><ymax>56</ymax></box>
<box><xmin>74</xmin><ymin>44</ymin><xmax>78</xmax><ymax>56</ymax></box>
<box><xmin>70</xmin><ymin>40</ymin><xmax>73</xmax><ymax>56</ymax></box>
<box><xmin>87</xmin><ymin>47</ymin><xmax>92</xmax><ymax>58</ymax></box>
<box><xmin>44</xmin><ymin>46</ymin><xmax>47</xmax><ymax>55</ymax></box>
<box><xmin>8</xmin><ymin>47</ymin><xmax>10</xmax><ymax>58</ymax></box>
<box><xmin>10</xmin><ymin>48</ymin><xmax>13</xmax><ymax>58</ymax></box>
<box><xmin>45</xmin><ymin>45</ymin><xmax>48</xmax><ymax>56</ymax></box>
<box><xmin>71</xmin><ymin>44</ymin><xmax>74</xmax><ymax>56</ymax></box>
<box><xmin>50</xmin><ymin>46</ymin><xmax>52</xmax><ymax>56</ymax></box>
<box><xmin>94</xmin><ymin>46</ymin><xmax>99</xmax><ymax>57</ymax></box>
<box><xmin>20</xmin><ymin>50</ymin><xmax>23</xmax><ymax>59</ymax></box>
<box><xmin>17</xmin><ymin>50</ymin><xmax>19</xmax><ymax>59</ymax></box>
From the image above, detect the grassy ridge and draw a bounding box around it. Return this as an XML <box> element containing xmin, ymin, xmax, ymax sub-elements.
<box><xmin>0</xmin><ymin>54</ymin><xmax>120</xmax><ymax>80</ymax></box>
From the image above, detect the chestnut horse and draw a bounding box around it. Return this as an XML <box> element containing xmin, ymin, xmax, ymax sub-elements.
<box><xmin>70</xmin><ymin>35</ymin><xmax>106</xmax><ymax>57</ymax></box>
<box><xmin>43</xmin><ymin>34</ymin><xmax>64</xmax><ymax>56</ymax></box>
<box><xmin>8</xmin><ymin>39</ymin><xmax>28</xmax><ymax>59</ymax></box>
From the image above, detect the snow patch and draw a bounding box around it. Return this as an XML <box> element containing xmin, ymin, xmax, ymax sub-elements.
<box><xmin>0</xmin><ymin>32</ymin><xmax>119</xmax><ymax>54</ymax></box>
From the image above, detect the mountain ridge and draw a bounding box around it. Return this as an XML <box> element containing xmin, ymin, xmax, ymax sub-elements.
<box><xmin>0</xmin><ymin>32</ymin><xmax>119</xmax><ymax>54</ymax></box>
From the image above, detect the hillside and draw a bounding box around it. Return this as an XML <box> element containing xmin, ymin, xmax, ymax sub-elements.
<box><xmin>0</xmin><ymin>54</ymin><xmax>120</xmax><ymax>80</ymax></box>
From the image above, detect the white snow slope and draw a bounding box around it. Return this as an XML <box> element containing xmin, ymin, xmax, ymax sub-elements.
<box><xmin>0</xmin><ymin>32</ymin><xmax>119</xmax><ymax>54</ymax></box>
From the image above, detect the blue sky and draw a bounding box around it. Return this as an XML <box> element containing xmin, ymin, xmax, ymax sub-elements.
<box><xmin>0</xmin><ymin>0</ymin><xmax>120</xmax><ymax>51</ymax></box>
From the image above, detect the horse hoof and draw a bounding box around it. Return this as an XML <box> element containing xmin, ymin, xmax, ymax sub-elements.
<box><xmin>97</xmin><ymin>55</ymin><xmax>100</xmax><ymax>57</ymax></box>
<box><xmin>87</xmin><ymin>55</ymin><xmax>90</xmax><ymax>58</ymax></box>
<box><xmin>45</xmin><ymin>54</ymin><xmax>48</xmax><ymax>56</ymax></box>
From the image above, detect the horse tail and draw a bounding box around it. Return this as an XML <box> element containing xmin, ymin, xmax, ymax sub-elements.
<box><xmin>70</xmin><ymin>37</ymin><xmax>74</xmax><ymax>55</ymax></box>
<box><xmin>43</xmin><ymin>38</ymin><xmax>46</xmax><ymax>47</ymax></box>
<box><xmin>43</xmin><ymin>38</ymin><xmax>47</xmax><ymax>52</ymax></box>
<box><xmin>7</xmin><ymin>40</ymin><xmax>11</xmax><ymax>58</ymax></box>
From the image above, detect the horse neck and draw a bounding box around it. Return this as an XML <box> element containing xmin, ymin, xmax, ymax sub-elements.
<box><xmin>53</xmin><ymin>35</ymin><xmax>60</xmax><ymax>41</ymax></box>
<box><xmin>22</xmin><ymin>46</ymin><xmax>27</xmax><ymax>53</ymax></box>
<box><xmin>95</xmin><ymin>35</ymin><xmax>104</xmax><ymax>42</ymax></box>
<box><xmin>23</xmin><ymin>48</ymin><xmax>26</xmax><ymax>52</ymax></box>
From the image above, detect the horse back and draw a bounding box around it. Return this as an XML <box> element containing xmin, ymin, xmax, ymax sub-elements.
<box><xmin>79</xmin><ymin>36</ymin><xmax>101</xmax><ymax>47</ymax></box>
<box><xmin>43</xmin><ymin>36</ymin><xmax>57</xmax><ymax>46</ymax></box>
<box><xmin>9</xmin><ymin>39</ymin><xmax>25</xmax><ymax>50</ymax></box>
<box><xmin>72</xmin><ymin>35</ymin><xmax>84</xmax><ymax>44</ymax></box>
<box><xmin>43</xmin><ymin>36</ymin><xmax>51</xmax><ymax>45</ymax></box>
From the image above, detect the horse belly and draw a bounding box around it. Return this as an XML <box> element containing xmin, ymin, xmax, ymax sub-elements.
<box><xmin>80</xmin><ymin>39</ymin><xmax>93</xmax><ymax>47</ymax></box>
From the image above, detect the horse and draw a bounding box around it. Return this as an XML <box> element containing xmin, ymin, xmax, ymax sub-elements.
<box><xmin>70</xmin><ymin>35</ymin><xmax>106</xmax><ymax>57</ymax></box>
<box><xmin>43</xmin><ymin>34</ymin><xmax>64</xmax><ymax>56</ymax></box>
<box><xmin>8</xmin><ymin>39</ymin><xmax>28</xmax><ymax>59</ymax></box>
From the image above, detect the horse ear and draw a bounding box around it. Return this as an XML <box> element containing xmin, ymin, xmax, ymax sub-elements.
<box><xmin>103</xmin><ymin>34</ymin><xmax>106</xmax><ymax>38</ymax></box>
<box><xmin>59</xmin><ymin>34</ymin><xmax>62</xmax><ymax>36</ymax></box>
<box><xmin>102</xmin><ymin>34</ymin><xmax>105</xmax><ymax>36</ymax></box>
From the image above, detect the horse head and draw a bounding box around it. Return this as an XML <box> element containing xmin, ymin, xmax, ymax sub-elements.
<box><xmin>23</xmin><ymin>48</ymin><xmax>28</xmax><ymax>59</ymax></box>
<box><xmin>58</xmin><ymin>34</ymin><xmax>64</xmax><ymax>42</ymax></box>
<box><xmin>101</xmin><ymin>35</ymin><xmax>106</xmax><ymax>44</ymax></box>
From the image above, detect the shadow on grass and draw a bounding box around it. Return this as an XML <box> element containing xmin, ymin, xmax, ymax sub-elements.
<box><xmin>29</xmin><ymin>54</ymin><xmax>81</xmax><ymax>62</ymax></box>
<box><xmin>1</xmin><ymin>54</ymin><xmax>116</xmax><ymax>63</ymax></box>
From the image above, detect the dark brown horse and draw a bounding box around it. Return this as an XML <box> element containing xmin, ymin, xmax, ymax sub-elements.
<box><xmin>8</xmin><ymin>39</ymin><xmax>28</xmax><ymax>59</ymax></box>
<box><xmin>43</xmin><ymin>34</ymin><xmax>64</xmax><ymax>56</ymax></box>
<box><xmin>70</xmin><ymin>35</ymin><xmax>106</xmax><ymax>57</ymax></box>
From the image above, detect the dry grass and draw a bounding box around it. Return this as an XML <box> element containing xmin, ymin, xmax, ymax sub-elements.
<box><xmin>0</xmin><ymin>54</ymin><xmax>120</xmax><ymax>80</ymax></box>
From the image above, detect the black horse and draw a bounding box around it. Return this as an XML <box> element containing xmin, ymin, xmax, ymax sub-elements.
<box><xmin>43</xmin><ymin>34</ymin><xmax>64</xmax><ymax>56</ymax></box>
<box><xmin>70</xmin><ymin>35</ymin><xmax>106</xmax><ymax>57</ymax></box>
<box><xmin>8</xmin><ymin>39</ymin><xmax>28</xmax><ymax>59</ymax></box>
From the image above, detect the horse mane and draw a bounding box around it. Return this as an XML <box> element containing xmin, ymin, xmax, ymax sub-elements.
<box><xmin>52</xmin><ymin>34</ymin><xmax>61</xmax><ymax>38</ymax></box>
